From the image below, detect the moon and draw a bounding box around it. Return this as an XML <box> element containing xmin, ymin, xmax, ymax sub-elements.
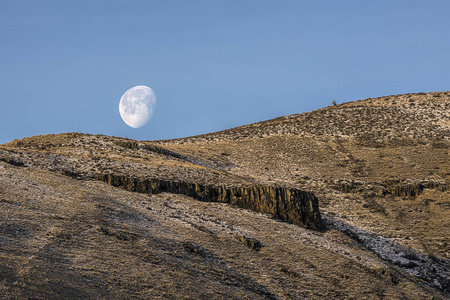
<box><xmin>119</xmin><ymin>85</ymin><xmax>156</xmax><ymax>128</ymax></box>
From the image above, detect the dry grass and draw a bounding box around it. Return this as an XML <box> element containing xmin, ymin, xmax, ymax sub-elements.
<box><xmin>157</xmin><ymin>92</ymin><xmax>449</xmax><ymax>261</ymax></box>
<box><xmin>0</xmin><ymin>162</ymin><xmax>445</xmax><ymax>299</ymax></box>
<box><xmin>0</xmin><ymin>91</ymin><xmax>449</xmax><ymax>298</ymax></box>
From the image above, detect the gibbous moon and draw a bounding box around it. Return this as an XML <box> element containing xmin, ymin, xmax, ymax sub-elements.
<box><xmin>119</xmin><ymin>85</ymin><xmax>156</xmax><ymax>128</ymax></box>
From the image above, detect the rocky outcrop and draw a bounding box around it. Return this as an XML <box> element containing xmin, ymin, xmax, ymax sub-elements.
<box><xmin>334</xmin><ymin>179</ymin><xmax>447</xmax><ymax>199</ymax></box>
<box><xmin>235</xmin><ymin>234</ymin><xmax>264</xmax><ymax>251</ymax></box>
<box><xmin>388</xmin><ymin>180</ymin><xmax>448</xmax><ymax>198</ymax></box>
<box><xmin>0</xmin><ymin>150</ymin><xmax>323</xmax><ymax>230</ymax></box>
<box><xmin>114</xmin><ymin>140</ymin><xmax>139</xmax><ymax>150</ymax></box>
<box><xmin>98</xmin><ymin>173</ymin><xmax>324</xmax><ymax>231</ymax></box>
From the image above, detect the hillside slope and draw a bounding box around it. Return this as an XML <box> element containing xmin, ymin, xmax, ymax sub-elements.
<box><xmin>0</xmin><ymin>91</ymin><xmax>449</xmax><ymax>298</ymax></box>
<box><xmin>156</xmin><ymin>91</ymin><xmax>450</xmax><ymax>261</ymax></box>
<box><xmin>3</xmin><ymin>161</ymin><xmax>444</xmax><ymax>299</ymax></box>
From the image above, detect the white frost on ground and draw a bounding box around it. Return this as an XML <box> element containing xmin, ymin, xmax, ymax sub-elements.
<box><xmin>323</xmin><ymin>214</ymin><xmax>450</xmax><ymax>291</ymax></box>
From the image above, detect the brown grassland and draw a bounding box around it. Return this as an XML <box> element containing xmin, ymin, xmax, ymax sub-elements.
<box><xmin>0</xmin><ymin>91</ymin><xmax>449</xmax><ymax>299</ymax></box>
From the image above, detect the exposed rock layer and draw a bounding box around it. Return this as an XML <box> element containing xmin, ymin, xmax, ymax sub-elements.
<box><xmin>0</xmin><ymin>151</ymin><xmax>323</xmax><ymax>231</ymax></box>
<box><xmin>334</xmin><ymin>179</ymin><xmax>447</xmax><ymax>198</ymax></box>
<box><xmin>98</xmin><ymin>173</ymin><xmax>324</xmax><ymax>231</ymax></box>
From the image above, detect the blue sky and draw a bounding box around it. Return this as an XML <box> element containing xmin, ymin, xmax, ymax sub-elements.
<box><xmin>1</xmin><ymin>1</ymin><xmax>449</xmax><ymax>144</ymax></box>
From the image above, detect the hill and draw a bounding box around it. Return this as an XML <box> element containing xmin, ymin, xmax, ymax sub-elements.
<box><xmin>0</xmin><ymin>91</ymin><xmax>449</xmax><ymax>299</ymax></box>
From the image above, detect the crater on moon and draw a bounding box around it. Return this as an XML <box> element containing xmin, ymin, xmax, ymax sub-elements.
<box><xmin>119</xmin><ymin>85</ymin><xmax>156</xmax><ymax>128</ymax></box>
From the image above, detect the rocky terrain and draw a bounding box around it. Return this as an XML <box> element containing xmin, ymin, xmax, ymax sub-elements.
<box><xmin>0</xmin><ymin>91</ymin><xmax>449</xmax><ymax>299</ymax></box>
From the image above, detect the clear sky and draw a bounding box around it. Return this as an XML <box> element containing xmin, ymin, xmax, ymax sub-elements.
<box><xmin>1</xmin><ymin>0</ymin><xmax>449</xmax><ymax>144</ymax></box>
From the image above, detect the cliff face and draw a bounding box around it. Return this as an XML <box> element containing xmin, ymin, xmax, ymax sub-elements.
<box><xmin>389</xmin><ymin>181</ymin><xmax>448</xmax><ymax>198</ymax></box>
<box><xmin>98</xmin><ymin>173</ymin><xmax>324</xmax><ymax>231</ymax></box>
<box><xmin>0</xmin><ymin>152</ymin><xmax>325</xmax><ymax>230</ymax></box>
<box><xmin>334</xmin><ymin>179</ymin><xmax>448</xmax><ymax>198</ymax></box>
<box><xmin>0</xmin><ymin>145</ymin><xmax>324</xmax><ymax>231</ymax></box>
